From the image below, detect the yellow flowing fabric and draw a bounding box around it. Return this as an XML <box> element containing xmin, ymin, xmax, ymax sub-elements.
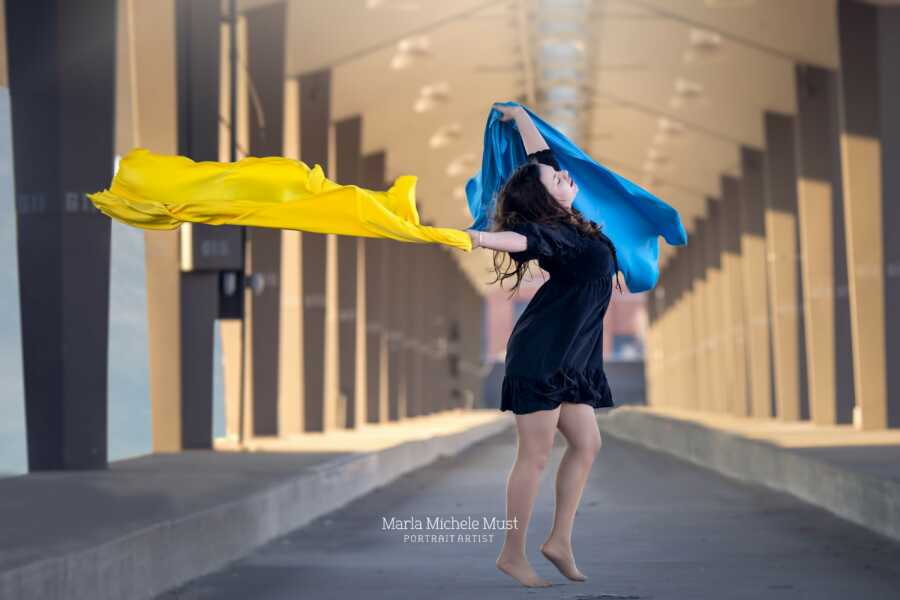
<box><xmin>87</xmin><ymin>148</ymin><xmax>473</xmax><ymax>252</ymax></box>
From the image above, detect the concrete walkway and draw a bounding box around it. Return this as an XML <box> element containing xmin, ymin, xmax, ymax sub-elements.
<box><xmin>0</xmin><ymin>410</ymin><xmax>509</xmax><ymax>600</ymax></box>
<box><xmin>160</xmin><ymin>418</ymin><xmax>900</xmax><ymax>599</ymax></box>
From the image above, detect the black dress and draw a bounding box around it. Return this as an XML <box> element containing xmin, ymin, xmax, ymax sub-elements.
<box><xmin>500</xmin><ymin>150</ymin><xmax>618</xmax><ymax>415</ymax></box>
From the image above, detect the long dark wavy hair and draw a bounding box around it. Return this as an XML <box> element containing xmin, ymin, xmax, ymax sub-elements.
<box><xmin>486</xmin><ymin>160</ymin><xmax>623</xmax><ymax>298</ymax></box>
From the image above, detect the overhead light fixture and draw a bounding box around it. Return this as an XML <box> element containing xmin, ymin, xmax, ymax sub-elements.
<box><xmin>669</xmin><ymin>78</ymin><xmax>703</xmax><ymax>109</ymax></box>
<box><xmin>684</xmin><ymin>28</ymin><xmax>723</xmax><ymax>63</ymax></box>
<box><xmin>390</xmin><ymin>35</ymin><xmax>430</xmax><ymax>70</ymax></box>
<box><xmin>689</xmin><ymin>28</ymin><xmax>722</xmax><ymax>52</ymax></box>
<box><xmin>674</xmin><ymin>77</ymin><xmax>703</xmax><ymax>98</ymax></box>
<box><xmin>414</xmin><ymin>97</ymin><xmax>435</xmax><ymax>113</ymax></box>
<box><xmin>704</xmin><ymin>0</ymin><xmax>755</xmax><ymax>7</ymax></box>
<box><xmin>391</xmin><ymin>53</ymin><xmax>413</xmax><ymax>70</ymax></box>
<box><xmin>414</xmin><ymin>81</ymin><xmax>450</xmax><ymax>113</ymax></box>
<box><xmin>397</xmin><ymin>36</ymin><xmax>430</xmax><ymax>56</ymax></box>
<box><xmin>420</xmin><ymin>81</ymin><xmax>450</xmax><ymax>101</ymax></box>
<box><xmin>647</xmin><ymin>148</ymin><xmax>669</xmax><ymax>164</ymax></box>
<box><xmin>429</xmin><ymin>123</ymin><xmax>462</xmax><ymax>149</ymax></box>
<box><xmin>658</xmin><ymin>117</ymin><xmax>686</xmax><ymax>135</ymax></box>
<box><xmin>367</xmin><ymin>0</ymin><xmax>422</xmax><ymax>10</ymax></box>
<box><xmin>446</xmin><ymin>153</ymin><xmax>477</xmax><ymax>177</ymax></box>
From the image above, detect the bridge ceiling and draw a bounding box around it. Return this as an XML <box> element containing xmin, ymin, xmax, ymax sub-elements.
<box><xmin>230</xmin><ymin>0</ymin><xmax>840</xmax><ymax>291</ymax></box>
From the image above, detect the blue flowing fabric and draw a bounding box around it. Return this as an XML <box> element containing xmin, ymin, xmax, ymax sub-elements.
<box><xmin>466</xmin><ymin>101</ymin><xmax>688</xmax><ymax>293</ymax></box>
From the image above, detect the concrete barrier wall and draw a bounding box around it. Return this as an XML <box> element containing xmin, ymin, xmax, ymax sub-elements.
<box><xmin>596</xmin><ymin>408</ymin><xmax>900</xmax><ymax>543</ymax></box>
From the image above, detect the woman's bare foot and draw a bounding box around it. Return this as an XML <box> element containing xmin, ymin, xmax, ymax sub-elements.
<box><xmin>539</xmin><ymin>539</ymin><xmax>587</xmax><ymax>582</ymax></box>
<box><xmin>495</xmin><ymin>552</ymin><xmax>553</xmax><ymax>587</ymax></box>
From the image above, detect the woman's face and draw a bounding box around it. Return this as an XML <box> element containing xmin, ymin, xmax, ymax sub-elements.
<box><xmin>537</xmin><ymin>163</ymin><xmax>578</xmax><ymax>209</ymax></box>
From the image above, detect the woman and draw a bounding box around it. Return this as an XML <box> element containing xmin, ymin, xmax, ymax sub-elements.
<box><xmin>465</xmin><ymin>103</ymin><xmax>622</xmax><ymax>588</ymax></box>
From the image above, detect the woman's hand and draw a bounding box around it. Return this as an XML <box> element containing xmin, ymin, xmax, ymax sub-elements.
<box><xmin>492</xmin><ymin>103</ymin><xmax>521</xmax><ymax>122</ymax></box>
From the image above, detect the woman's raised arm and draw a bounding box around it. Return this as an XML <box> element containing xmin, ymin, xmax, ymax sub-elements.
<box><xmin>492</xmin><ymin>103</ymin><xmax>550</xmax><ymax>156</ymax></box>
<box><xmin>465</xmin><ymin>229</ymin><xmax>527</xmax><ymax>253</ymax></box>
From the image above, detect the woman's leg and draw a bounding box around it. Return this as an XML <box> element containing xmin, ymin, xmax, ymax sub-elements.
<box><xmin>540</xmin><ymin>402</ymin><xmax>602</xmax><ymax>581</ymax></box>
<box><xmin>495</xmin><ymin>407</ymin><xmax>560</xmax><ymax>587</ymax></box>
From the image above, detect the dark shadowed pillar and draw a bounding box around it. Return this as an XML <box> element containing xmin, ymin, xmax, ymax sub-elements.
<box><xmin>713</xmin><ymin>189</ymin><xmax>736</xmax><ymax>415</ymax></box>
<box><xmin>455</xmin><ymin>257</ymin><xmax>477</xmax><ymax>409</ymax></box>
<box><xmin>335</xmin><ymin>116</ymin><xmax>362</xmax><ymax>427</ymax></box>
<box><xmin>836</xmin><ymin>0</ymin><xmax>899</xmax><ymax>429</ymax></box>
<box><xmin>243</xmin><ymin>3</ymin><xmax>285</xmax><ymax>436</ymax></box>
<box><xmin>6</xmin><ymin>0</ymin><xmax>116</xmax><ymax>470</ymax></box>
<box><xmin>683</xmin><ymin>241</ymin><xmax>698</xmax><ymax>410</ymax></box>
<box><xmin>795</xmin><ymin>64</ymin><xmax>856</xmax><ymax>426</ymax></box>
<box><xmin>688</xmin><ymin>219</ymin><xmax>708</xmax><ymax>411</ymax></box>
<box><xmin>646</xmin><ymin>272</ymin><xmax>660</xmax><ymax>406</ymax></box>
<box><xmin>654</xmin><ymin>258</ymin><xmax>669</xmax><ymax>407</ymax></box>
<box><xmin>763</xmin><ymin>112</ymin><xmax>806</xmax><ymax>422</ymax></box>
<box><xmin>423</xmin><ymin>245</ymin><xmax>442</xmax><ymax>413</ymax></box>
<box><xmin>362</xmin><ymin>151</ymin><xmax>388</xmax><ymax>423</ymax></box>
<box><xmin>440</xmin><ymin>248</ymin><xmax>468</xmax><ymax>409</ymax></box>
<box><xmin>703</xmin><ymin>199</ymin><xmax>727</xmax><ymax>414</ymax></box>
<box><xmin>416</xmin><ymin>227</ymin><xmax>437</xmax><ymax>415</ymax></box>
<box><xmin>721</xmin><ymin>176</ymin><xmax>750</xmax><ymax>416</ymax></box>
<box><xmin>298</xmin><ymin>69</ymin><xmax>332</xmax><ymax>431</ymax></box>
<box><xmin>408</xmin><ymin>227</ymin><xmax>427</xmax><ymax>417</ymax></box>
<box><xmin>739</xmin><ymin>147</ymin><xmax>774</xmax><ymax>419</ymax></box>
<box><xmin>692</xmin><ymin>224</ymin><xmax>709</xmax><ymax>411</ymax></box>
<box><xmin>459</xmin><ymin>270</ymin><xmax>482</xmax><ymax>409</ymax></box>
<box><xmin>387</xmin><ymin>238</ymin><xmax>407</xmax><ymax>420</ymax></box>
<box><xmin>434</xmin><ymin>247</ymin><xmax>448</xmax><ymax>412</ymax></box>
<box><xmin>401</xmin><ymin>239</ymin><xmax>418</xmax><ymax>417</ymax></box>
<box><xmin>173</xmin><ymin>0</ymin><xmax>241</xmax><ymax>450</ymax></box>
<box><xmin>667</xmin><ymin>247</ymin><xmax>687</xmax><ymax>409</ymax></box>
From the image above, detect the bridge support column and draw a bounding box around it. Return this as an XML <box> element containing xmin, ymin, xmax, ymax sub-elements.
<box><xmin>298</xmin><ymin>69</ymin><xmax>335</xmax><ymax>431</ymax></box>
<box><xmin>7</xmin><ymin>0</ymin><xmax>117</xmax><ymax>469</ymax></box>
<box><xmin>739</xmin><ymin>148</ymin><xmax>774</xmax><ymax>419</ymax></box>
<box><xmin>836</xmin><ymin>0</ymin><xmax>900</xmax><ymax>429</ymax></box>
<box><xmin>704</xmin><ymin>199</ymin><xmax>727</xmax><ymax>415</ymax></box>
<box><xmin>243</xmin><ymin>3</ymin><xmax>286</xmax><ymax>436</ymax></box>
<box><xmin>762</xmin><ymin>112</ymin><xmax>807</xmax><ymax>422</ymax></box>
<box><xmin>688</xmin><ymin>221</ymin><xmax>709</xmax><ymax>412</ymax></box>
<box><xmin>362</xmin><ymin>152</ymin><xmax>390</xmax><ymax>423</ymax></box>
<box><xmin>335</xmin><ymin>116</ymin><xmax>364</xmax><ymax>428</ymax></box>
<box><xmin>721</xmin><ymin>176</ymin><xmax>750</xmax><ymax>417</ymax></box>
<box><xmin>795</xmin><ymin>64</ymin><xmax>855</xmax><ymax>426</ymax></box>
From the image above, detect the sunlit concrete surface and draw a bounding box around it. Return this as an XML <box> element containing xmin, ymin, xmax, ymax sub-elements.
<box><xmin>597</xmin><ymin>406</ymin><xmax>900</xmax><ymax>543</ymax></box>
<box><xmin>160</xmin><ymin>425</ymin><xmax>900</xmax><ymax>600</ymax></box>
<box><xmin>214</xmin><ymin>408</ymin><xmax>506</xmax><ymax>453</ymax></box>
<box><xmin>631</xmin><ymin>405</ymin><xmax>900</xmax><ymax>449</ymax></box>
